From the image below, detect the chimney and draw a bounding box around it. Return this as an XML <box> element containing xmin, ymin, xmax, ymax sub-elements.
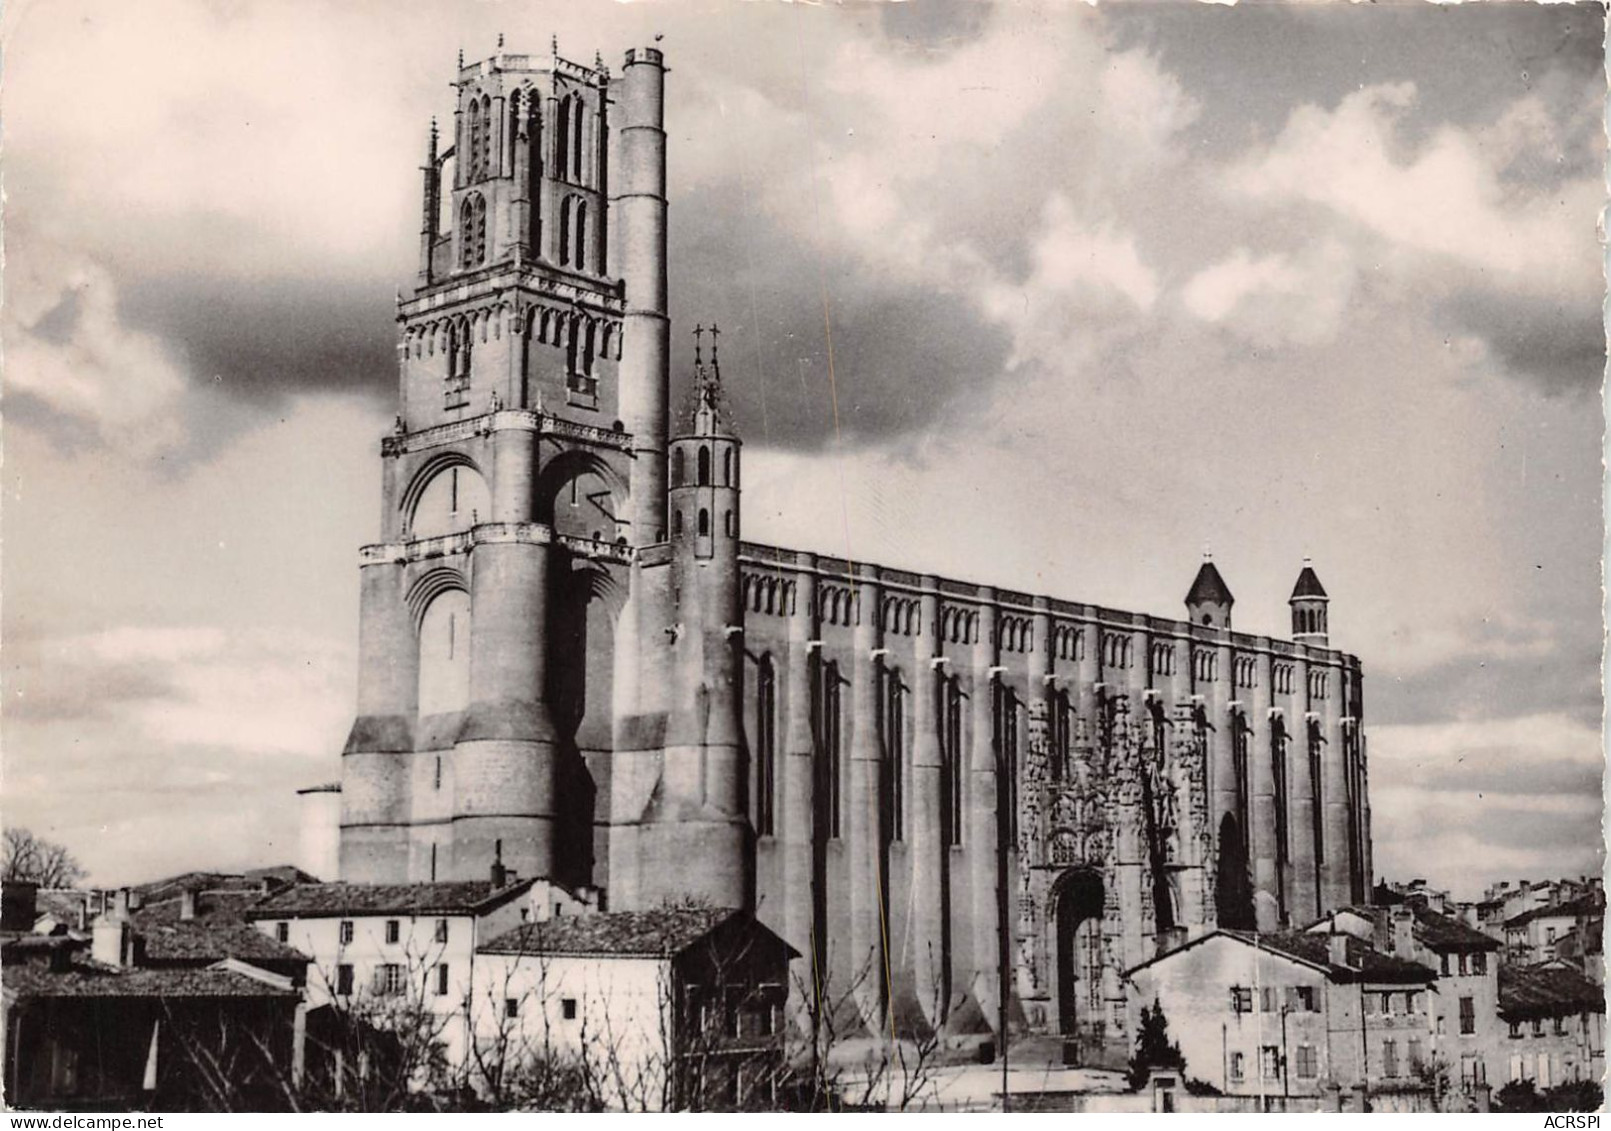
<box><xmin>48</xmin><ymin>942</ymin><xmax>72</xmax><ymax>975</ymax></box>
<box><xmin>1328</xmin><ymin>933</ymin><xmax>1350</xmax><ymax>969</ymax></box>
<box><xmin>1391</xmin><ymin>906</ymin><xmax>1416</xmax><ymax>958</ymax></box>
<box><xmin>490</xmin><ymin>840</ymin><xmax>507</xmax><ymax>889</ymax></box>
<box><xmin>77</xmin><ymin>898</ymin><xmax>89</xmax><ymax>933</ymax></box>
<box><xmin>180</xmin><ymin>888</ymin><xmax>197</xmax><ymax>921</ymax></box>
<box><xmin>93</xmin><ymin>916</ymin><xmax>133</xmax><ymax>969</ymax></box>
<box><xmin>128</xmin><ymin>889</ymin><xmax>143</xmax><ymax>911</ymax></box>
<box><xmin>113</xmin><ymin>888</ymin><xmax>131</xmax><ymax>919</ymax></box>
<box><xmin>0</xmin><ymin>880</ymin><xmax>39</xmax><ymax>932</ymax></box>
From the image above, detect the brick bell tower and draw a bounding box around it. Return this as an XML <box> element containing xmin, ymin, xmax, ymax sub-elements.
<box><xmin>339</xmin><ymin>41</ymin><xmax>669</xmax><ymax>884</ymax></box>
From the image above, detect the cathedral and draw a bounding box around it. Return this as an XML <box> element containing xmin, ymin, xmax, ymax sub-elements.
<box><xmin>327</xmin><ymin>41</ymin><xmax>1373</xmax><ymax>1057</ymax></box>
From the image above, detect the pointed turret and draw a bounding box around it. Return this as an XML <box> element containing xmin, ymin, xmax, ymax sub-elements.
<box><xmin>1185</xmin><ymin>556</ymin><xmax>1234</xmax><ymax>629</ymax></box>
<box><xmin>1290</xmin><ymin>558</ymin><xmax>1330</xmax><ymax>644</ymax></box>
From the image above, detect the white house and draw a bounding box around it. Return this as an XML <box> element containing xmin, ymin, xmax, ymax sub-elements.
<box><xmin>1126</xmin><ymin>929</ymin><xmax>1438</xmax><ymax>1110</ymax></box>
<box><xmin>245</xmin><ymin>876</ymin><xmax>589</xmax><ymax>1067</ymax></box>
<box><xmin>471</xmin><ymin>907</ymin><xmax>795</xmax><ymax>1111</ymax></box>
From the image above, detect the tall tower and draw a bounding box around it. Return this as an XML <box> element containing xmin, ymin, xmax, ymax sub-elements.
<box><xmin>339</xmin><ymin>42</ymin><xmax>669</xmax><ymax>885</ymax></box>
<box><xmin>634</xmin><ymin>331</ymin><xmax>752</xmax><ymax>908</ymax></box>
<box><xmin>1289</xmin><ymin>559</ymin><xmax>1329</xmax><ymax>645</ymax></box>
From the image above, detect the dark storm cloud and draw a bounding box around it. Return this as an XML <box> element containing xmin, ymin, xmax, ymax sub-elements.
<box><xmin>118</xmin><ymin>274</ymin><xmax>396</xmax><ymax>407</ymax></box>
<box><xmin>9</xmin><ymin>656</ymin><xmax>180</xmax><ymax>724</ymax></box>
<box><xmin>669</xmin><ymin>185</ymin><xmax>1013</xmax><ymax>450</ymax></box>
<box><xmin>1443</xmin><ymin>289</ymin><xmax>1604</xmax><ymax>396</ymax></box>
<box><xmin>1411</xmin><ymin>758</ymin><xmax>1603</xmax><ymax>800</ymax></box>
<box><xmin>1372</xmin><ymin>640</ymin><xmax>1600</xmax><ymax>730</ymax></box>
<box><xmin>877</xmin><ymin>0</ymin><xmax>997</xmax><ymax>52</ymax></box>
<box><xmin>1109</xmin><ymin>2</ymin><xmax>1605</xmax><ymax>157</ymax></box>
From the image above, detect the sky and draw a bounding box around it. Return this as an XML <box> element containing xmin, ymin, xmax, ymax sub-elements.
<box><xmin>2</xmin><ymin>0</ymin><xmax>1604</xmax><ymax>901</ymax></box>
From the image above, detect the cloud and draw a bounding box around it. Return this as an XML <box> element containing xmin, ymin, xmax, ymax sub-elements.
<box><xmin>1226</xmin><ymin>83</ymin><xmax>1599</xmax><ymax>295</ymax></box>
<box><xmin>3</xmin><ymin>240</ymin><xmax>190</xmax><ymax>458</ymax></box>
<box><xmin>1181</xmin><ymin>239</ymin><xmax>1357</xmax><ymax>347</ymax></box>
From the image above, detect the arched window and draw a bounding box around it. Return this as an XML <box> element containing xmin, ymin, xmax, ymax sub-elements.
<box><xmin>459</xmin><ymin>193</ymin><xmax>487</xmax><ymax>269</ymax></box>
<box><xmin>672</xmin><ymin>509</ymin><xmax>683</xmax><ymax>536</ymax></box>
<box><xmin>942</xmin><ymin>676</ymin><xmax>964</xmax><ymax>846</ymax></box>
<box><xmin>574</xmin><ymin>200</ymin><xmax>588</xmax><ymax>272</ymax></box>
<box><xmin>571</xmin><ymin>99</ymin><xmax>585</xmax><ymax>184</ymax></box>
<box><xmin>565</xmin><ymin>316</ymin><xmax>579</xmax><ymax>375</ymax></box>
<box><xmin>555</xmin><ymin>96</ymin><xmax>571</xmax><ymax>181</ymax></box>
<box><xmin>467</xmin><ymin>99</ymin><xmax>483</xmax><ymax>181</ymax></box>
<box><xmin>698</xmin><ymin>508</ymin><xmax>709</xmax><ymax>536</ymax></box>
<box><xmin>479</xmin><ymin>95</ymin><xmax>492</xmax><ymax>176</ymax></box>
<box><xmin>418</xmin><ymin>589</ymin><xmax>471</xmax><ymax>716</ymax></box>
<box><xmin>756</xmin><ymin>657</ymin><xmax>777</xmax><ymax>836</ymax></box>
<box><xmin>723</xmin><ymin>449</ymin><xmax>733</xmax><ymax>486</ymax></box>
<box><xmin>883</xmin><ymin>668</ymin><xmax>905</xmax><ymax>842</ymax></box>
<box><xmin>723</xmin><ymin>511</ymin><xmax>733</xmax><ymax>537</ymax></box>
<box><xmin>671</xmin><ymin>448</ymin><xmax>685</xmax><ymax>486</ymax></box>
<box><xmin>581</xmin><ymin>319</ymin><xmax>596</xmax><ymax>374</ymax></box>
<box><xmin>508</xmin><ymin>89</ymin><xmax>523</xmax><ymax>165</ymax></box>
<box><xmin>559</xmin><ymin>196</ymin><xmax>573</xmax><ymax>266</ymax></box>
<box><xmin>698</xmin><ymin>446</ymin><xmax>711</xmax><ymax>486</ymax></box>
<box><xmin>815</xmin><ymin>660</ymin><xmax>843</xmax><ymax>840</ymax></box>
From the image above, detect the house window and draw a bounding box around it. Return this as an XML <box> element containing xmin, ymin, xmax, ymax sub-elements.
<box><xmin>1295</xmin><ymin>1044</ymin><xmax>1318</xmax><ymax>1079</ymax></box>
<box><xmin>1509</xmin><ymin>1021</ymin><xmax>1522</xmax><ymax>1039</ymax></box>
<box><xmin>1532</xmin><ymin>1019</ymin><xmax>1545</xmax><ymax>1037</ymax></box>
<box><xmin>562</xmin><ymin>998</ymin><xmax>578</xmax><ymax>1020</ymax></box>
<box><xmin>1261</xmin><ymin>1046</ymin><xmax>1280</xmax><ymax>1081</ymax></box>
<box><xmin>1405</xmin><ymin>991</ymin><xmax>1420</xmax><ymax>1015</ymax></box>
<box><xmin>378</xmin><ymin>963</ymin><xmax>405</xmax><ymax>996</ymax></box>
<box><xmin>385</xmin><ymin>920</ymin><xmax>401</xmax><ymax>945</ymax></box>
<box><xmin>1458</xmin><ymin>953</ymin><xmax>1469</xmax><ymax>976</ymax></box>
<box><xmin>1230</xmin><ymin>986</ymin><xmax>1253</xmax><ymax>1014</ymax></box>
<box><xmin>435</xmin><ymin>918</ymin><xmax>449</xmax><ymax>944</ymax></box>
<box><xmin>1408</xmin><ymin>1037</ymin><xmax>1424</xmax><ymax>1073</ymax></box>
<box><xmin>505</xmin><ymin>997</ymin><xmax>519</xmax><ymax>1019</ymax></box>
<box><xmin>1260</xmin><ymin>986</ymin><xmax>1278</xmax><ymax>1013</ymax></box>
<box><xmin>1382</xmin><ymin>1039</ymin><xmax>1399</xmax><ymax>1078</ymax></box>
<box><xmin>339</xmin><ymin>920</ymin><xmax>354</xmax><ymax>945</ymax></box>
<box><xmin>276</xmin><ymin>921</ymin><xmax>289</xmax><ymax>943</ymax></box>
<box><xmin>435</xmin><ymin>963</ymin><xmax>449</xmax><ymax>996</ymax></box>
<box><xmin>1553</xmin><ymin>1016</ymin><xmax>1567</xmax><ymax>1036</ymax></box>
<box><xmin>1471</xmin><ymin>951</ymin><xmax>1487</xmax><ymax>975</ymax></box>
<box><xmin>1460</xmin><ymin>996</ymin><xmax>1476</xmax><ymax>1035</ymax></box>
<box><xmin>336</xmin><ymin>964</ymin><xmax>354</xmax><ymax>996</ymax></box>
<box><xmin>1229</xmin><ymin>1051</ymin><xmax>1245</xmax><ymax>1082</ymax></box>
<box><xmin>1440</xmin><ymin>953</ymin><xmax>1451</xmax><ymax>976</ymax></box>
<box><xmin>1293</xmin><ymin>985</ymin><xmax>1317</xmax><ymax>1012</ymax></box>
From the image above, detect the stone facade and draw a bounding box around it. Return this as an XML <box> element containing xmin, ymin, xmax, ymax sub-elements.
<box><xmin>330</xmin><ymin>42</ymin><xmax>1374</xmax><ymax>1048</ymax></box>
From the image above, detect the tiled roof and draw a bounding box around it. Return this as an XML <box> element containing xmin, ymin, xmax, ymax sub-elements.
<box><xmin>131</xmin><ymin>865</ymin><xmax>313</xmax><ymax>904</ymax></box>
<box><xmin>1130</xmin><ymin>929</ymin><xmax>1435</xmax><ymax>984</ymax></box>
<box><xmin>1185</xmin><ymin>562</ymin><xmax>1234</xmax><ymax>607</ymax></box>
<box><xmin>481</xmin><ymin>907</ymin><xmax>740</xmax><ymax>957</ymax></box>
<box><xmin>1500</xmin><ymin>963</ymin><xmax>1606</xmax><ymax>1018</ymax></box>
<box><xmin>3</xmin><ymin>958</ymin><xmax>299</xmax><ymax>1000</ymax></box>
<box><xmin>1328</xmin><ymin>903</ymin><xmax>1500</xmax><ymax>952</ymax></box>
<box><xmin>1411</xmin><ymin>907</ymin><xmax>1501</xmax><ymax>951</ymax></box>
<box><xmin>132</xmin><ymin>916</ymin><xmax>308</xmax><ymax>967</ymax></box>
<box><xmin>1504</xmin><ymin>894</ymin><xmax>1604</xmax><ymax>930</ymax></box>
<box><xmin>247</xmin><ymin>880</ymin><xmax>534</xmax><ymax>919</ymax></box>
<box><xmin>1230</xmin><ymin>930</ymin><xmax>1436</xmax><ymax>983</ymax></box>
